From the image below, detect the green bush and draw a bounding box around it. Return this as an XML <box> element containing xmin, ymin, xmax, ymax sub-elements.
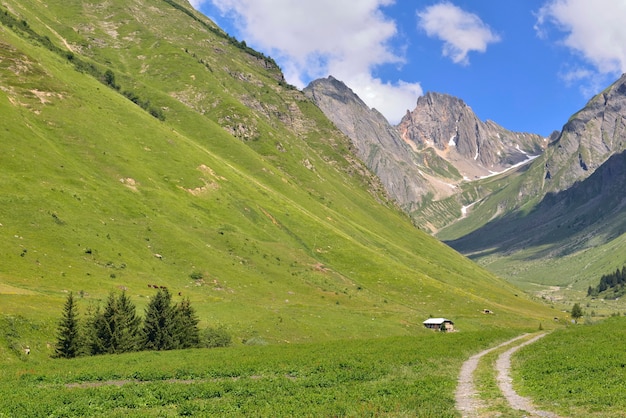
<box><xmin>203</xmin><ymin>326</ymin><xmax>232</xmax><ymax>348</ymax></box>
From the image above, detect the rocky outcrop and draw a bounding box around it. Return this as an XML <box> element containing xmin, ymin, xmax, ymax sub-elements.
<box><xmin>304</xmin><ymin>77</ymin><xmax>555</xmax><ymax>231</ymax></box>
<box><xmin>398</xmin><ymin>92</ymin><xmax>546</xmax><ymax>179</ymax></box>
<box><xmin>542</xmin><ymin>73</ymin><xmax>626</xmax><ymax>193</ymax></box>
<box><xmin>304</xmin><ymin>77</ymin><xmax>459</xmax><ymax>212</ymax></box>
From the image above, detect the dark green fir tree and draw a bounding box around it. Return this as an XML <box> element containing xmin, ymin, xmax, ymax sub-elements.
<box><xmin>174</xmin><ymin>297</ymin><xmax>200</xmax><ymax>349</ymax></box>
<box><xmin>54</xmin><ymin>292</ymin><xmax>81</xmax><ymax>358</ymax></box>
<box><xmin>86</xmin><ymin>291</ymin><xmax>141</xmax><ymax>355</ymax></box>
<box><xmin>142</xmin><ymin>288</ymin><xmax>176</xmax><ymax>350</ymax></box>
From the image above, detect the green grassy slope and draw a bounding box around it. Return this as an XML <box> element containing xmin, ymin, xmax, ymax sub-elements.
<box><xmin>0</xmin><ymin>0</ymin><xmax>556</xmax><ymax>355</ymax></box>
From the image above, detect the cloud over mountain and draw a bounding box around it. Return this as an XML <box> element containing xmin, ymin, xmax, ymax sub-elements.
<box><xmin>203</xmin><ymin>0</ymin><xmax>422</xmax><ymax>123</ymax></box>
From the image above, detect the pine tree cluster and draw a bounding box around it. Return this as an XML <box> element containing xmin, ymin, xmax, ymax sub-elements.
<box><xmin>587</xmin><ymin>266</ymin><xmax>626</xmax><ymax>299</ymax></box>
<box><xmin>54</xmin><ymin>288</ymin><xmax>228</xmax><ymax>359</ymax></box>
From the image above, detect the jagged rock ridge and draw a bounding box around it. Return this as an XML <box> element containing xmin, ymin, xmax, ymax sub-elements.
<box><xmin>542</xmin><ymin>73</ymin><xmax>626</xmax><ymax>193</ymax></box>
<box><xmin>304</xmin><ymin>77</ymin><xmax>460</xmax><ymax>213</ymax></box>
<box><xmin>397</xmin><ymin>92</ymin><xmax>547</xmax><ymax>179</ymax></box>
<box><xmin>305</xmin><ymin>77</ymin><xmax>551</xmax><ymax>231</ymax></box>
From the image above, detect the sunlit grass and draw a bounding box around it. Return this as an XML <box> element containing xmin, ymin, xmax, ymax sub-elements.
<box><xmin>1</xmin><ymin>330</ymin><xmax>519</xmax><ymax>417</ymax></box>
<box><xmin>514</xmin><ymin>317</ymin><xmax>626</xmax><ymax>418</ymax></box>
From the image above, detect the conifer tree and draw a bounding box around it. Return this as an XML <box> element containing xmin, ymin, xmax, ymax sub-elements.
<box><xmin>142</xmin><ymin>288</ymin><xmax>176</xmax><ymax>350</ymax></box>
<box><xmin>54</xmin><ymin>292</ymin><xmax>81</xmax><ymax>358</ymax></box>
<box><xmin>86</xmin><ymin>291</ymin><xmax>141</xmax><ymax>354</ymax></box>
<box><xmin>174</xmin><ymin>297</ymin><xmax>200</xmax><ymax>349</ymax></box>
<box><xmin>84</xmin><ymin>303</ymin><xmax>107</xmax><ymax>355</ymax></box>
<box><xmin>112</xmin><ymin>291</ymin><xmax>141</xmax><ymax>353</ymax></box>
<box><xmin>99</xmin><ymin>292</ymin><xmax>118</xmax><ymax>353</ymax></box>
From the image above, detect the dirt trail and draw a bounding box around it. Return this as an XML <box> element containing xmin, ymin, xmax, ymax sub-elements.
<box><xmin>36</xmin><ymin>18</ymin><xmax>75</xmax><ymax>52</ymax></box>
<box><xmin>496</xmin><ymin>334</ymin><xmax>562</xmax><ymax>417</ymax></box>
<box><xmin>455</xmin><ymin>334</ymin><xmax>528</xmax><ymax>417</ymax></box>
<box><xmin>456</xmin><ymin>332</ymin><xmax>561</xmax><ymax>418</ymax></box>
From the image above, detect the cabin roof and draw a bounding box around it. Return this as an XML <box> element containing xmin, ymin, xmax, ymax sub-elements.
<box><xmin>423</xmin><ymin>317</ymin><xmax>453</xmax><ymax>325</ymax></box>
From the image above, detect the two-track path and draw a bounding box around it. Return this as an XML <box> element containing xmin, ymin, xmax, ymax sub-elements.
<box><xmin>455</xmin><ymin>333</ymin><xmax>562</xmax><ymax>418</ymax></box>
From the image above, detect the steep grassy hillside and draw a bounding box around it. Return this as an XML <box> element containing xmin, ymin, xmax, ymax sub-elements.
<box><xmin>0</xmin><ymin>0</ymin><xmax>556</xmax><ymax>356</ymax></box>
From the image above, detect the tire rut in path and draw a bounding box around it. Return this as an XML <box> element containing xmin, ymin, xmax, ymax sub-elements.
<box><xmin>496</xmin><ymin>333</ymin><xmax>562</xmax><ymax>417</ymax></box>
<box><xmin>455</xmin><ymin>332</ymin><xmax>561</xmax><ymax>418</ymax></box>
<box><xmin>455</xmin><ymin>334</ymin><xmax>528</xmax><ymax>418</ymax></box>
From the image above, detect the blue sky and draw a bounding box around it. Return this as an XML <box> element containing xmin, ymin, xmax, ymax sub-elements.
<box><xmin>190</xmin><ymin>1</ymin><xmax>626</xmax><ymax>136</ymax></box>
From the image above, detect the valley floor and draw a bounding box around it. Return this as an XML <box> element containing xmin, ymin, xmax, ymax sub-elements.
<box><xmin>3</xmin><ymin>319</ymin><xmax>624</xmax><ymax>416</ymax></box>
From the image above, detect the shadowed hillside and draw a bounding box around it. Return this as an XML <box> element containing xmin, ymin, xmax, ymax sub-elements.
<box><xmin>438</xmin><ymin>75</ymin><xmax>626</xmax><ymax>295</ymax></box>
<box><xmin>446</xmin><ymin>150</ymin><xmax>626</xmax><ymax>259</ymax></box>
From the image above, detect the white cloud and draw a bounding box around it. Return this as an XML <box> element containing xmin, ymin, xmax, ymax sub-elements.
<box><xmin>536</xmin><ymin>0</ymin><xmax>626</xmax><ymax>74</ymax></box>
<box><xmin>558</xmin><ymin>66</ymin><xmax>608</xmax><ymax>98</ymax></box>
<box><xmin>559</xmin><ymin>67</ymin><xmax>594</xmax><ymax>85</ymax></box>
<box><xmin>536</xmin><ymin>0</ymin><xmax>626</xmax><ymax>96</ymax></box>
<box><xmin>417</xmin><ymin>2</ymin><xmax>500</xmax><ymax>66</ymax></box>
<box><xmin>205</xmin><ymin>0</ymin><xmax>422</xmax><ymax>123</ymax></box>
<box><xmin>344</xmin><ymin>73</ymin><xmax>423</xmax><ymax>120</ymax></box>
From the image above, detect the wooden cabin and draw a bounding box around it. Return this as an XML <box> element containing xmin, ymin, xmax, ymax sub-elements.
<box><xmin>423</xmin><ymin>317</ymin><xmax>454</xmax><ymax>331</ymax></box>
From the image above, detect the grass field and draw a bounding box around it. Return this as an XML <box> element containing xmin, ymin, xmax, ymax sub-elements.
<box><xmin>0</xmin><ymin>329</ymin><xmax>522</xmax><ymax>417</ymax></box>
<box><xmin>20</xmin><ymin>319</ymin><xmax>626</xmax><ymax>418</ymax></box>
<box><xmin>465</xmin><ymin>237</ymin><xmax>626</xmax><ymax>318</ymax></box>
<box><xmin>513</xmin><ymin>316</ymin><xmax>626</xmax><ymax>418</ymax></box>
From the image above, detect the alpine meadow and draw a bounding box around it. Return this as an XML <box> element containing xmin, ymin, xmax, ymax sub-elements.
<box><xmin>0</xmin><ymin>1</ymin><xmax>622</xmax><ymax>417</ymax></box>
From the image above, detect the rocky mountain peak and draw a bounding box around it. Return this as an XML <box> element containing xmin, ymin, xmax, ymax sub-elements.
<box><xmin>398</xmin><ymin>91</ymin><xmax>546</xmax><ymax>179</ymax></box>
<box><xmin>304</xmin><ymin>77</ymin><xmax>459</xmax><ymax>213</ymax></box>
<box><xmin>306</xmin><ymin>76</ymin><xmax>364</xmax><ymax>107</ymax></box>
<box><xmin>419</xmin><ymin>92</ymin><xmax>471</xmax><ymax>115</ymax></box>
<box><xmin>305</xmin><ymin>76</ymin><xmax>553</xmax><ymax>231</ymax></box>
<box><xmin>543</xmin><ymin>72</ymin><xmax>626</xmax><ymax>192</ymax></box>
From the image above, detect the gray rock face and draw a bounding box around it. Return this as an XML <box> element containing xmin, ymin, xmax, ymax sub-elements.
<box><xmin>397</xmin><ymin>92</ymin><xmax>546</xmax><ymax>178</ymax></box>
<box><xmin>304</xmin><ymin>77</ymin><xmax>553</xmax><ymax>231</ymax></box>
<box><xmin>304</xmin><ymin>76</ymin><xmax>451</xmax><ymax>212</ymax></box>
<box><xmin>446</xmin><ymin>73</ymin><xmax>626</xmax><ymax>261</ymax></box>
<box><xmin>543</xmin><ymin>73</ymin><xmax>626</xmax><ymax>193</ymax></box>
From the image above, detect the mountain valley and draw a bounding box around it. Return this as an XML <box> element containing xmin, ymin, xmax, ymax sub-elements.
<box><xmin>307</xmin><ymin>73</ymin><xmax>626</xmax><ymax>305</ymax></box>
<box><xmin>0</xmin><ymin>0</ymin><xmax>562</xmax><ymax>361</ymax></box>
<box><xmin>2</xmin><ymin>1</ymin><xmax>626</xmax><ymax>416</ymax></box>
